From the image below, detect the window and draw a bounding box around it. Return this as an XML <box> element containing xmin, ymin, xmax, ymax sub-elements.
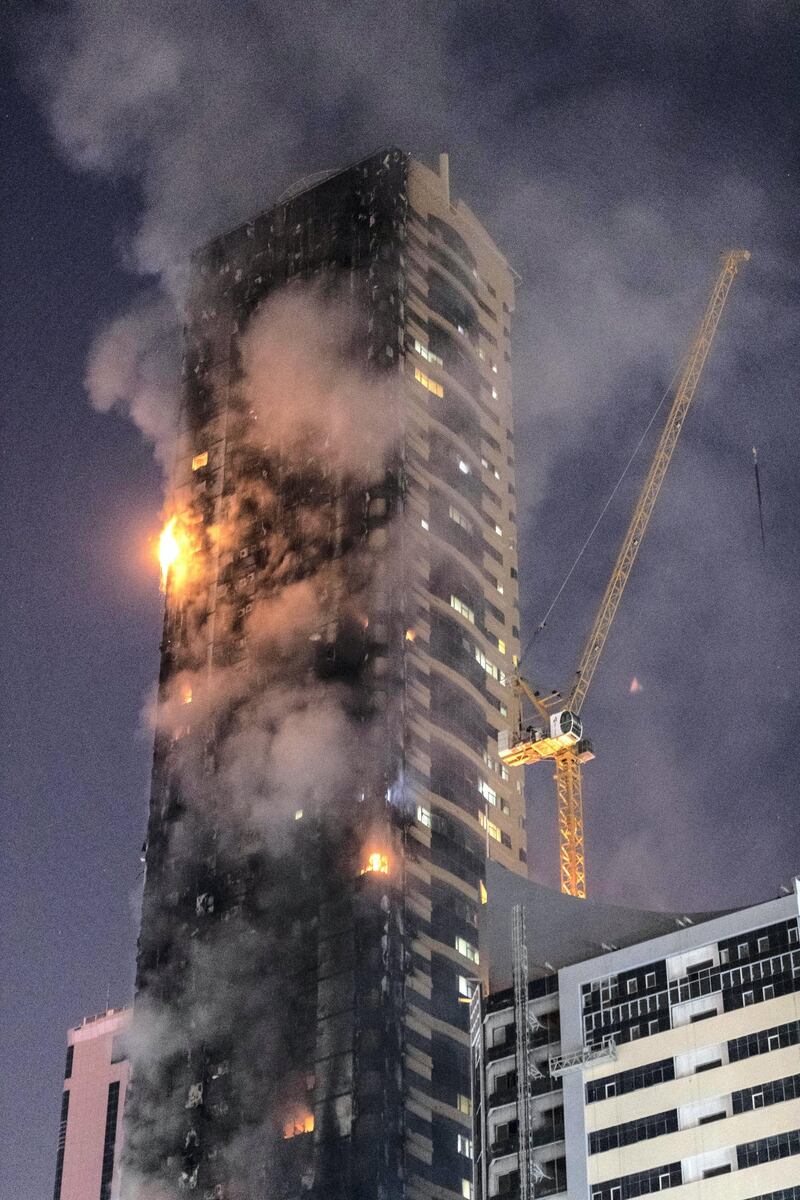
<box><xmin>479</xmin><ymin>811</ymin><xmax>502</xmax><ymax>843</ymax></box>
<box><xmin>497</xmin><ymin>639</ymin><xmax>506</xmax><ymax>655</ymax></box>
<box><xmin>738</xmin><ymin>941</ymin><xmax>750</xmax><ymax>958</ymax></box>
<box><xmin>627</xmin><ymin>978</ymin><xmax>639</xmax><ymax>995</ymax></box>
<box><xmin>456</xmin><ymin>936</ymin><xmax>479</xmax><ymax>964</ymax></box>
<box><xmin>759</xmin><ymin>936</ymin><xmax>770</xmax><ymax>952</ymax></box>
<box><xmin>450</xmin><ymin>595</ymin><xmax>475</xmax><ymax>624</ymax></box>
<box><xmin>53</xmin><ymin>1090</ymin><xmax>70</xmax><ymax>1200</ymax></box>
<box><xmin>764</xmin><ymin>983</ymin><xmax>775</xmax><ymax>1000</ymax></box>
<box><xmin>294</xmin><ymin>809</ymin><xmax>303</xmax><ymax>821</ymax></box>
<box><xmin>475</xmin><ymin>646</ymin><xmax>503</xmax><ymax>682</ymax></box>
<box><xmin>458</xmin><ymin>975</ymin><xmax>473</xmax><ymax>998</ymax></box>
<box><xmin>421</xmin><ymin>518</ymin><xmax>429</xmax><ymax>531</ymax></box>
<box><xmin>414</xmin><ymin>366</ymin><xmax>444</xmax><ymax>398</ymax></box>
<box><xmin>414</xmin><ymin>338</ymin><xmax>443</xmax><ymax>368</ymax></box>
<box><xmin>457</xmin><ymin>1134</ymin><xmax>473</xmax><ymax>1157</ymax></box>
<box><xmin>743</xmin><ymin>990</ymin><xmax>755</xmax><ymax>1006</ymax></box>
<box><xmin>493</xmin><ymin>523</ymin><xmax>503</xmax><ymax>537</ymax></box>
<box><xmin>191</xmin><ymin>450</ymin><xmax>208</xmax><ymax>470</ymax></box>
<box><xmin>478</xmin><ymin>779</ymin><xmax>497</xmax><ymax>807</ymax></box>
<box><xmin>99</xmin><ymin>1081</ymin><xmax>120</xmax><ymax>1200</ymax></box>
<box><xmin>416</xmin><ymin>805</ymin><xmax>432</xmax><ymax>828</ymax></box>
<box><xmin>457</xmin><ymin>1093</ymin><xmax>472</xmax><ymax>1115</ymax></box>
<box><xmin>458</xmin><ymin>459</ymin><xmax>471</xmax><ymax>475</ymax></box>
<box><xmin>646</xmin><ymin>972</ymin><xmax>657</xmax><ymax>988</ymax></box>
<box><xmin>461</xmin><ymin>1182</ymin><xmax>473</xmax><ymax>1200</ymax></box>
<box><xmin>64</xmin><ymin>1046</ymin><xmax>73</xmax><ymax>1080</ymax></box>
<box><xmin>492</xmin><ymin>1026</ymin><xmax>507</xmax><ymax>1047</ymax></box>
<box><xmin>448</xmin><ymin>505</ymin><xmax>473</xmax><ymax>534</ymax></box>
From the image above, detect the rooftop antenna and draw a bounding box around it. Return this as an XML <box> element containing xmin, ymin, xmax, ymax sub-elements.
<box><xmin>752</xmin><ymin>447</ymin><xmax>766</xmax><ymax>549</ymax></box>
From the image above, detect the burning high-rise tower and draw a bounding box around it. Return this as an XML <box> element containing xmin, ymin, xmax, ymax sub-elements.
<box><xmin>127</xmin><ymin>149</ymin><xmax>526</xmax><ymax>1199</ymax></box>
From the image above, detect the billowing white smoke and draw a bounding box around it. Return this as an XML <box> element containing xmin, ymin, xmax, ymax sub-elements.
<box><xmin>85</xmin><ymin>293</ymin><xmax>181</xmax><ymax>472</ymax></box>
<box><xmin>242</xmin><ymin>287</ymin><xmax>400</xmax><ymax>479</ymax></box>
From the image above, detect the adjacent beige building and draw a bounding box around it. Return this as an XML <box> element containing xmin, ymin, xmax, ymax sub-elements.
<box><xmin>472</xmin><ymin>866</ymin><xmax>800</xmax><ymax>1200</ymax></box>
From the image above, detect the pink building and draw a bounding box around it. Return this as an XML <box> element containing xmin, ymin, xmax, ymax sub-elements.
<box><xmin>53</xmin><ymin>1006</ymin><xmax>131</xmax><ymax>1200</ymax></box>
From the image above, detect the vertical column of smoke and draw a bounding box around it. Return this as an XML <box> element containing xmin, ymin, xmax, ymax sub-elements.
<box><xmin>123</xmin><ymin>178</ymin><xmax>413</xmax><ymax>1196</ymax></box>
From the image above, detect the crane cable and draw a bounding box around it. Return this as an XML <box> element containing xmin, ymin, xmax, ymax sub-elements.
<box><xmin>519</xmin><ymin>355</ymin><xmax>687</xmax><ymax>670</ymax></box>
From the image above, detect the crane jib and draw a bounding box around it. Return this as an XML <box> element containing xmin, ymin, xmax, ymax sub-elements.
<box><xmin>502</xmin><ymin>251</ymin><xmax>750</xmax><ymax>899</ymax></box>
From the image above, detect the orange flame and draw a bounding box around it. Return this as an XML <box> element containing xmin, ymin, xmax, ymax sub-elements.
<box><xmin>360</xmin><ymin>851</ymin><xmax>389</xmax><ymax>877</ymax></box>
<box><xmin>158</xmin><ymin>515</ymin><xmax>197</xmax><ymax>594</ymax></box>
<box><xmin>283</xmin><ymin>1112</ymin><xmax>314</xmax><ymax>1139</ymax></box>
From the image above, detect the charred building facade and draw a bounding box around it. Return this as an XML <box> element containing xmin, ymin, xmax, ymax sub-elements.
<box><xmin>128</xmin><ymin>149</ymin><xmax>526</xmax><ymax>1200</ymax></box>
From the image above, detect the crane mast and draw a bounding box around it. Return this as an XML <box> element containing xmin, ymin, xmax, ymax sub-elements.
<box><xmin>501</xmin><ymin>250</ymin><xmax>750</xmax><ymax>898</ymax></box>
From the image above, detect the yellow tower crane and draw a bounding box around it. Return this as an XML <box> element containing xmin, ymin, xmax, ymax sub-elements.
<box><xmin>500</xmin><ymin>249</ymin><xmax>751</xmax><ymax>898</ymax></box>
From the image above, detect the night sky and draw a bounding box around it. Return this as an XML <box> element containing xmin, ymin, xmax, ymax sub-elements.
<box><xmin>2</xmin><ymin>3</ymin><xmax>798</xmax><ymax>1196</ymax></box>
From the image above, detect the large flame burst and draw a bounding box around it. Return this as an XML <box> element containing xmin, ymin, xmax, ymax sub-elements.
<box><xmin>158</xmin><ymin>515</ymin><xmax>194</xmax><ymax>594</ymax></box>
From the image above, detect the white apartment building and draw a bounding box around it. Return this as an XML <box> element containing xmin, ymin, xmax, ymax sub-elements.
<box><xmin>472</xmin><ymin>866</ymin><xmax>800</xmax><ymax>1200</ymax></box>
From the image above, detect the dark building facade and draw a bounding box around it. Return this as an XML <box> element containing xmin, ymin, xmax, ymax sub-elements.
<box><xmin>127</xmin><ymin>149</ymin><xmax>525</xmax><ymax>1200</ymax></box>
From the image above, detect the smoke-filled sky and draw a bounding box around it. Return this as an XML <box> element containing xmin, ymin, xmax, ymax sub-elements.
<box><xmin>2</xmin><ymin>1</ymin><xmax>798</xmax><ymax>1195</ymax></box>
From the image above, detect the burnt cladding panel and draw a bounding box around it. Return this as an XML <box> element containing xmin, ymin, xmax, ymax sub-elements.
<box><xmin>130</xmin><ymin>150</ymin><xmax>412</xmax><ymax>1200</ymax></box>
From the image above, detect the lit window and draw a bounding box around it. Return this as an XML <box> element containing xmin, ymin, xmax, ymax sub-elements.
<box><xmin>475</xmin><ymin>647</ymin><xmax>504</xmax><ymax>683</ymax></box>
<box><xmin>491</xmin><ymin>387</ymin><xmax>498</xmax><ymax>400</ymax></box>
<box><xmin>420</xmin><ymin>518</ymin><xmax>429</xmax><ymax>531</ymax></box>
<box><xmin>499</xmin><ymin>703</ymin><xmax>508</xmax><ymax>717</ymax></box>
<box><xmin>479</xmin><ymin>779</ymin><xmax>497</xmax><ymax>807</ymax></box>
<box><xmin>414</xmin><ymin>366</ymin><xmax>444</xmax><ymax>398</ymax></box>
<box><xmin>494</xmin><ymin>523</ymin><xmax>503</xmax><ymax>537</ymax></box>
<box><xmin>457</xmin><ymin>1134</ymin><xmax>473</xmax><ymax>1157</ymax></box>
<box><xmin>478</xmin><ymin>348</ymin><xmax>486</xmax><ymax>360</ymax></box>
<box><xmin>456</xmin><ymin>936</ymin><xmax>479</xmax><ymax>964</ymax></box>
<box><xmin>479</xmin><ymin>811</ymin><xmax>502</xmax><ymax>843</ymax></box>
<box><xmin>479</xmin><ymin>880</ymin><xmax>488</xmax><ymax>904</ymax></box>
<box><xmin>414</xmin><ymin>338</ymin><xmax>443</xmax><ymax>368</ymax></box>
<box><xmin>458</xmin><ymin>975</ymin><xmax>473</xmax><ymax>998</ymax></box>
<box><xmin>458</xmin><ymin>459</ymin><xmax>471</xmax><ymax>475</ymax></box>
<box><xmin>462</xmin><ymin>1181</ymin><xmax>473</xmax><ymax>1200</ymax></box>
<box><xmin>294</xmin><ymin>810</ymin><xmax>303</xmax><ymax>821</ymax></box>
<box><xmin>496</xmin><ymin>582</ymin><xmax>505</xmax><ymax>595</ymax></box>
<box><xmin>448</xmin><ymin>505</ymin><xmax>473</xmax><ymax>534</ymax></box>
<box><xmin>457</xmin><ymin>1093</ymin><xmax>472</xmax><ymax>1116</ymax></box>
<box><xmin>191</xmin><ymin>451</ymin><xmax>209</xmax><ymax>471</ymax></box>
<box><xmin>498</xmin><ymin>639</ymin><xmax>506</xmax><ymax>655</ymax></box>
<box><xmin>491</xmin><ymin>361</ymin><xmax>498</xmax><ymax>374</ymax></box>
<box><xmin>416</xmin><ymin>805</ymin><xmax>432</xmax><ymax>828</ymax></box>
<box><xmin>450</xmin><ymin>595</ymin><xmax>476</xmax><ymax>624</ymax></box>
